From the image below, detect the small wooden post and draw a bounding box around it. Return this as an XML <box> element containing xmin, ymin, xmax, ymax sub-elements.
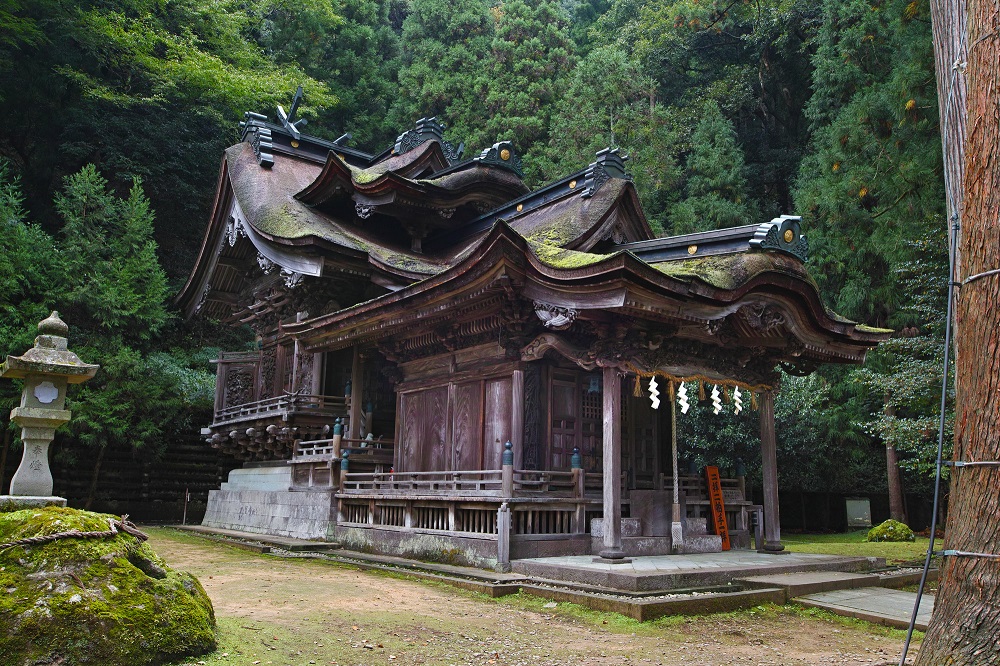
<box><xmin>496</xmin><ymin>501</ymin><xmax>512</xmax><ymax>572</ymax></box>
<box><xmin>331</xmin><ymin>417</ymin><xmax>343</xmax><ymax>458</ymax></box>
<box><xmin>501</xmin><ymin>441</ymin><xmax>514</xmax><ymax>498</ymax></box>
<box><xmin>339</xmin><ymin>450</ymin><xmax>350</xmax><ymax>492</ymax></box>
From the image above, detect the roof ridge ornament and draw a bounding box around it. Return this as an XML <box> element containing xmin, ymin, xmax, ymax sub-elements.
<box><xmin>749</xmin><ymin>215</ymin><xmax>809</xmax><ymax>262</ymax></box>
<box><xmin>581</xmin><ymin>148</ymin><xmax>631</xmax><ymax>198</ymax></box>
<box><xmin>393</xmin><ymin>117</ymin><xmax>465</xmax><ymax>164</ymax></box>
<box><xmin>277</xmin><ymin>86</ymin><xmax>309</xmax><ymax>140</ymax></box>
<box><xmin>475</xmin><ymin>141</ymin><xmax>524</xmax><ymax>178</ymax></box>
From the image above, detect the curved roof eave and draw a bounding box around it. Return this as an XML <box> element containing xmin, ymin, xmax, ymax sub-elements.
<box><xmin>284</xmin><ymin>220</ymin><xmax>887</xmax><ymax>356</ymax></box>
<box><xmin>175</xmin><ymin>156</ymin><xmax>234</xmax><ymax>318</ymax></box>
<box><xmin>522</xmin><ymin>244</ymin><xmax>888</xmax><ymax>347</ymax></box>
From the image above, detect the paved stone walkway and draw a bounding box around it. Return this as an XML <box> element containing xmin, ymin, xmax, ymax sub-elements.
<box><xmin>796</xmin><ymin>587</ymin><xmax>934</xmax><ymax>631</ymax></box>
<box><xmin>512</xmin><ymin>551</ymin><xmax>881</xmax><ymax>591</ymax></box>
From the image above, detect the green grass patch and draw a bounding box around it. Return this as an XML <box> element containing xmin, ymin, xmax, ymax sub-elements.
<box><xmin>782</xmin><ymin>531</ymin><xmax>941</xmax><ymax>565</ymax></box>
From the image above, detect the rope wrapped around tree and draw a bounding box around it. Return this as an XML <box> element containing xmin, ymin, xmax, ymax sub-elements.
<box><xmin>0</xmin><ymin>515</ymin><xmax>148</xmax><ymax>551</ymax></box>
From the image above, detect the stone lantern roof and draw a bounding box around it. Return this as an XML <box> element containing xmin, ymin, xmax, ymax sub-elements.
<box><xmin>0</xmin><ymin>311</ymin><xmax>99</xmax><ymax>383</ymax></box>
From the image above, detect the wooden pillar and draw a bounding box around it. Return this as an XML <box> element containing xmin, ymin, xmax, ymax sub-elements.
<box><xmin>511</xmin><ymin>368</ymin><xmax>524</xmax><ymax>469</ymax></box>
<box><xmin>347</xmin><ymin>346</ymin><xmax>363</xmax><ymax>441</ymax></box>
<box><xmin>670</xmin><ymin>393</ymin><xmax>684</xmax><ymax>553</ymax></box>
<box><xmin>759</xmin><ymin>390</ymin><xmax>785</xmax><ymax>553</ymax></box>
<box><xmin>599</xmin><ymin>366</ymin><xmax>625</xmax><ymax>559</ymax></box>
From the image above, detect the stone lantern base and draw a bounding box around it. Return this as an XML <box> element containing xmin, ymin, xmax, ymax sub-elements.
<box><xmin>0</xmin><ymin>495</ymin><xmax>68</xmax><ymax>512</ymax></box>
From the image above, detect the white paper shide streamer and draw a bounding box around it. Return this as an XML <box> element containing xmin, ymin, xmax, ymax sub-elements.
<box><xmin>677</xmin><ymin>382</ymin><xmax>690</xmax><ymax>414</ymax></box>
<box><xmin>733</xmin><ymin>386</ymin><xmax>743</xmax><ymax>414</ymax></box>
<box><xmin>711</xmin><ymin>384</ymin><xmax>723</xmax><ymax>414</ymax></box>
<box><xmin>648</xmin><ymin>376</ymin><xmax>660</xmax><ymax>409</ymax></box>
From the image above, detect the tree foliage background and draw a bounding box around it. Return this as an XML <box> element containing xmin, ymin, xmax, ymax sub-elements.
<box><xmin>0</xmin><ymin>0</ymin><xmax>951</xmax><ymax>514</ymax></box>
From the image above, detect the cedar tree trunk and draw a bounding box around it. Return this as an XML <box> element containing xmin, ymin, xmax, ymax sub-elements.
<box><xmin>929</xmin><ymin>0</ymin><xmax>968</xmax><ymax>240</ymax></box>
<box><xmin>84</xmin><ymin>444</ymin><xmax>107</xmax><ymax>511</ymax></box>
<box><xmin>913</xmin><ymin>2</ymin><xmax>1000</xmax><ymax>662</ymax></box>
<box><xmin>884</xmin><ymin>398</ymin><xmax>907</xmax><ymax>523</ymax></box>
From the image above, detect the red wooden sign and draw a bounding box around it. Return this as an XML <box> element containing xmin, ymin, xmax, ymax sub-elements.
<box><xmin>705</xmin><ymin>465</ymin><xmax>731</xmax><ymax>551</ymax></box>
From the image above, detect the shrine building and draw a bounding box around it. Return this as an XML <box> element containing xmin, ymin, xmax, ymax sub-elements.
<box><xmin>177</xmin><ymin>107</ymin><xmax>889</xmax><ymax>568</ymax></box>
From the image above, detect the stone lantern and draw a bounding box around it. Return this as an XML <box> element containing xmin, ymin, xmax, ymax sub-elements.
<box><xmin>1</xmin><ymin>312</ymin><xmax>98</xmax><ymax>504</ymax></box>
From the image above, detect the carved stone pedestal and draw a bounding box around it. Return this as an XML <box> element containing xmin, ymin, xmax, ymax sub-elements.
<box><xmin>8</xmin><ymin>410</ymin><xmax>70</xmax><ymax>497</ymax></box>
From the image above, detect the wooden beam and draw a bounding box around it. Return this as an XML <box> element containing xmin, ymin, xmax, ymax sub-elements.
<box><xmin>215</xmin><ymin>256</ymin><xmax>249</xmax><ymax>271</ymax></box>
<box><xmin>206</xmin><ymin>290</ymin><xmax>240</xmax><ymax>305</ymax></box>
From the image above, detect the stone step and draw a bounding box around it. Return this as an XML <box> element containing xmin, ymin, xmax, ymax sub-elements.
<box><xmin>735</xmin><ymin>570</ymin><xmax>881</xmax><ymax>597</ymax></box>
<box><xmin>794</xmin><ymin>587</ymin><xmax>934</xmax><ymax>631</ymax></box>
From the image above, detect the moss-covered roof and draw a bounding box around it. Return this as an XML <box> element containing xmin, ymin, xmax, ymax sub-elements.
<box><xmin>512</xmin><ymin>178</ymin><xmax>633</xmax><ymax>249</ymax></box>
<box><xmin>855</xmin><ymin>323</ymin><xmax>894</xmax><ymax>334</ymax></box>
<box><xmin>226</xmin><ymin>143</ymin><xmax>447</xmax><ymax>276</ymax></box>
<box><xmin>528</xmin><ymin>240</ymin><xmax>611</xmax><ymax>269</ymax></box>
<box><xmin>649</xmin><ymin>251</ymin><xmax>819</xmax><ymax>292</ymax></box>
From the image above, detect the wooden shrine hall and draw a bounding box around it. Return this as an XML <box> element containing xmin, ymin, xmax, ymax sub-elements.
<box><xmin>177</xmin><ymin>106</ymin><xmax>889</xmax><ymax>569</ymax></box>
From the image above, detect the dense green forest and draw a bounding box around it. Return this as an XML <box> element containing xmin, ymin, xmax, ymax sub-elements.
<box><xmin>0</xmin><ymin>0</ymin><xmax>951</xmax><ymax>514</ymax></box>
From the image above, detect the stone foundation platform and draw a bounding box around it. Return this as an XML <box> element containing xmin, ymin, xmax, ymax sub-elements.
<box><xmin>201</xmin><ymin>463</ymin><xmax>335</xmax><ymax>541</ymax></box>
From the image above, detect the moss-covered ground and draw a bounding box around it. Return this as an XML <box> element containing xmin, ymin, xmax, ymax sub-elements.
<box><xmin>782</xmin><ymin>531</ymin><xmax>942</xmax><ymax>565</ymax></box>
<box><xmin>0</xmin><ymin>507</ymin><xmax>215</xmax><ymax>666</ymax></box>
<box><xmin>150</xmin><ymin>527</ymin><xmax>918</xmax><ymax>666</ymax></box>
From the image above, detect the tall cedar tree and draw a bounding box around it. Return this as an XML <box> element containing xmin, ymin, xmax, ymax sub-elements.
<box><xmin>540</xmin><ymin>45</ymin><xmax>681</xmax><ymax>234</ymax></box>
<box><xmin>258</xmin><ymin>0</ymin><xmax>401</xmax><ymax>150</ymax></box>
<box><xmin>0</xmin><ymin>0</ymin><xmax>337</xmax><ymax>280</ymax></box>
<box><xmin>592</xmin><ymin>0</ymin><xmax>820</xmax><ymax>219</ymax></box>
<box><xmin>913</xmin><ymin>0</ymin><xmax>1000</xmax><ymax>661</ymax></box>
<box><xmin>670</xmin><ymin>101</ymin><xmax>755</xmax><ymax>234</ymax></box>
<box><xmin>390</xmin><ymin>0</ymin><xmax>493</xmax><ymax>149</ymax></box>
<box><xmin>794</xmin><ymin>0</ymin><xmax>942</xmax><ymax>327</ymax></box>
<box><xmin>53</xmin><ymin>165</ymin><xmax>176</xmax><ymax>506</ymax></box>
<box><xmin>0</xmin><ymin>160</ymin><xmax>55</xmax><ymax>492</ymax></box>
<box><xmin>55</xmin><ymin>166</ymin><xmax>169</xmax><ymax>341</ymax></box>
<box><xmin>484</xmin><ymin>0</ymin><xmax>575</xmax><ymax>181</ymax></box>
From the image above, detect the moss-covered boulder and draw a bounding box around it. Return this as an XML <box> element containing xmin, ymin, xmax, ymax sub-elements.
<box><xmin>866</xmin><ymin>519</ymin><xmax>916</xmax><ymax>543</ymax></box>
<box><xmin>0</xmin><ymin>507</ymin><xmax>215</xmax><ymax>665</ymax></box>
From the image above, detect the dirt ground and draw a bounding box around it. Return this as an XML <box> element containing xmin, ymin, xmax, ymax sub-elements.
<box><xmin>147</xmin><ymin>528</ymin><xmax>919</xmax><ymax>666</ymax></box>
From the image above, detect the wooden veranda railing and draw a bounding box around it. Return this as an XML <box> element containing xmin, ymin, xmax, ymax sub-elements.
<box><xmin>340</xmin><ymin>469</ymin><xmax>603</xmax><ymax>498</ymax></box>
<box><xmin>212</xmin><ymin>393</ymin><xmax>349</xmax><ymax>426</ymax></box>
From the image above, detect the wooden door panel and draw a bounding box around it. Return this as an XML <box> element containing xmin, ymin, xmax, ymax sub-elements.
<box><xmin>453</xmin><ymin>381</ymin><xmax>483</xmax><ymax>470</ymax></box>
<box><xmin>421</xmin><ymin>387</ymin><xmax>449</xmax><ymax>472</ymax></box>
<box><xmin>399</xmin><ymin>392</ymin><xmax>421</xmax><ymax>473</ymax></box>
<box><xmin>483</xmin><ymin>377</ymin><xmax>512</xmax><ymax>470</ymax></box>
